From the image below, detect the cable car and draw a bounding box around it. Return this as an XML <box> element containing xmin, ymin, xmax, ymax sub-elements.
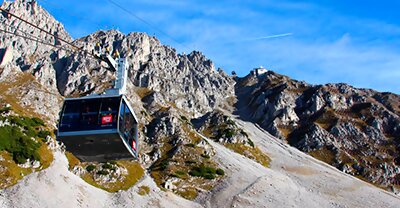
<box><xmin>58</xmin><ymin>94</ymin><xmax>138</xmax><ymax>161</ymax></box>
<box><xmin>57</xmin><ymin>48</ymin><xmax>139</xmax><ymax>162</ymax></box>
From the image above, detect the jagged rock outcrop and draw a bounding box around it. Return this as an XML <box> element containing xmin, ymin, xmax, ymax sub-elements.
<box><xmin>0</xmin><ymin>0</ymin><xmax>71</xmax><ymax>92</ymax></box>
<box><xmin>0</xmin><ymin>0</ymin><xmax>69</xmax><ymax>123</ymax></box>
<box><xmin>236</xmin><ymin>70</ymin><xmax>400</xmax><ymax>191</ymax></box>
<box><xmin>295</xmin><ymin>124</ymin><xmax>335</xmax><ymax>152</ymax></box>
<box><xmin>193</xmin><ymin>110</ymin><xmax>249</xmax><ymax>144</ymax></box>
<box><xmin>52</xmin><ymin>30</ymin><xmax>235</xmax><ymax>117</ymax></box>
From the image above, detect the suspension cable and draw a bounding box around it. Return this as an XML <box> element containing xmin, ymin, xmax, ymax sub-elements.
<box><xmin>106</xmin><ymin>0</ymin><xmax>190</xmax><ymax>50</ymax></box>
<box><xmin>0</xmin><ymin>8</ymin><xmax>197</xmax><ymax>86</ymax></box>
<box><xmin>0</xmin><ymin>7</ymin><xmax>80</xmax><ymax>50</ymax></box>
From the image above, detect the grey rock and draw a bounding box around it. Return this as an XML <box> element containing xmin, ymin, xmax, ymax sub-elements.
<box><xmin>296</xmin><ymin>124</ymin><xmax>334</xmax><ymax>152</ymax></box>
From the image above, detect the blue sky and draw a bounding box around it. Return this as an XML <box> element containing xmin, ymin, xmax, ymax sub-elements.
<box><xmin>37</xmin><ymin>0</ymin><xmax>400</xmax><ymax>93</ymax></box>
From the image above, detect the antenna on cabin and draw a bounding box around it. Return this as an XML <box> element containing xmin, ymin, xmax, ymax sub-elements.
<box><xmin>93</xmin><ymin>43</ymin><xmax>128</xmax><ymax>95</ymax></box>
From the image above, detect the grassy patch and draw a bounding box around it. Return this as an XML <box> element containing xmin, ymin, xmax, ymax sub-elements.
<box><xmin>314</xmin><ymin>109</ymin><xmax>338</xmax><ymax>130</ymax></box>
<box><xmin>0</xmin><ymin>151</ymin><xmax>32</xmax><ymax>189</ymax></box>
<box><xmin>0</xmin><ymin>113</ymin><xmax>53</xmax><ymax>165</ymax></box>
<box><xmin>0</xmin><ymin>125</ymin><xmax>40</xmax><ymax>164</ymax></box>
<box><xmin>150</xmin><ymin>170</ymin><xmax>164</xmax><ymax>189</ymax></box>
<box><xmin>200</xmin><ymin>114</ymin><xmax>271</xmax><ymax>173</ymax></box>
<box><xmin>37</xmin><ymin>143</ymin><xmax>53</xmax><ymax>169</ymax></box>
<box><xmin>0</xmin><ymin>72</ymin><xmax>51</xmax><ymax>119</ymax></box>
<box><xmin>278</xmin><ymin>125</ymin><xmax>294</xmax><ymax>138</ymax></box>
<box><xmin>175</xmin><ymin>170</ymin><xmax>186</xmax><ymax>176</ymax></box>
<box><xmin>0</xmin><ymin>75</ymin><xmax>56</xmax><ymax>189</ymax></box>
<box><xmin>0</xmin><ymin>109</ymin><xmax>54</xmax><ymax>188</ymax></box>
<box><xmin>116</xmin><ymin>161</ymin><xmax>145</xmax><ymax>190</ymax></box>
<box><xmin>138</xmin><ymin>185</ymin><xmax>150</xmax><ymax>196</ymax></box>
<box><xmin>135</xmin><ymin>87</ymin><xmax>154</xmax><ymax>99</ymax></box>
<box><xmin>80</xmin><ymin>161</ymin><xmax>144</xmax><ymax>193</ymax></box>
<box><xmin>65</xmin><ymin>152</ymin><xmax>81</xmax><ymax>170</ymax></box>
<box><xmin>181</xmin><ymin>124</ymin><xmax>202</xmax><ymax>144</ymax></box>
<box><xmin>225</xmin><ymin>143</ymin><xmax>271</xmax><ymax>167</ymax></box>
<box><xmin>178</xmin><ymin>187</ymin><xmax>198</xmax><ymax>200</ymax></box>
<box><xmin>185</xmin><ymin>143</ymin><xmax>196</xmax><ymax>148</ymax></box>
<box><xmin>309</xmin><ymin>147</ymin><xmax>336</xmax><ymax>165</ymax></box>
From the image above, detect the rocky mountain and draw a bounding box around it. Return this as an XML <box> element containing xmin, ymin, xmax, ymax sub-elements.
<box><xmin>236</xmin><ymin>71</ymin><xmax>400</xmax><ymax>192</ymax></box>
<box><xmin>1</xmin><ymin>0</ymin><xmax>400</xmax><ymax>207</ymax></box>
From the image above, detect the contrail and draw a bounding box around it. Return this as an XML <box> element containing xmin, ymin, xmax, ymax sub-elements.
<box><xmin>220</xmin><ymin>33</ymin><xmax>293</xmax><ymax>45</ymax></box>
<box><xmin>243</xmin><ymin>33</ymin><xmax>293</xmax><ymax>41</ymax></box>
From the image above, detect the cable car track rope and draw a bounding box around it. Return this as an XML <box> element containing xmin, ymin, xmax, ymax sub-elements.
<box><xmin>0</xmin><ymin>9</ymin><xmax>189</xmax><ymax>90</ymax></box>
<box><xmin>0</xmin><ymin>7</ymin><xmax>80</xmax><ymax>51</ymax></box>
<box><xmin>105</xmin><ymin>0</ymin><xmax>190</xmax><ymax>50</ymax></box>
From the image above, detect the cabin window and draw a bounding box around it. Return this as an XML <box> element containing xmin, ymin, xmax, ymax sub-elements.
<box><xmin>99</xmin><ymin>97</ymin><xmax>119</xmax><ymax>128</ymax></box>
<box><xmin>59</xmin><ymin>100</ymin><xmax>81</xmax><ymax>131</ymax></box>
<box><xmin>119</xmin><ymin>100</ymin><xmax>136</xmax><ymax>150</ymax></box>
<box><xmin>59</xmin><ymin>96</ymin><xmax>122</xmax><ymax>132</ymax></box>
<box><xmin>80</xmin><ymin>99</ymin><xmax>101</xmax><ymax>130</ymax></box>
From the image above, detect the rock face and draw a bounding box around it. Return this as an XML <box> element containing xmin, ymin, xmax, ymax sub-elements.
<box><xmin>236</xmin><ymin>71</ymin><xmax>400</xmax><ymax>191</ymax></box>
<box><xmin>0</xmin><ymin>0</ymin><xmax>72</xmax><ymax>92</ymax></box>
<box><xmin>57</xmin><ymin>30</ymin><xmax>235</xmax><ymax>117</ymax></box>
<box><xmin>193</xmin><ymin>110</ymin><xmax>250</xmax><ymax>144</ymax></box>
<box><xmin>0</xmin><ymin>0</ymin><xmax>69</xmax><ymax>123</ymax></box>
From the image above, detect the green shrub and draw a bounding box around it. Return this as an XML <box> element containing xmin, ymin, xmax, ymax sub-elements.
<box><xmin>0</xmin><ymin>106</ymin><xmax>11</xmax><ymax>113</ymax></box>
<box><xmin>223</xmin><ymin>128</ymin><xmax>235</xmax><ymax>138</ymax></box>
<box><xmin>247</xmin><ymin>139</ymin><xmax>255</xmax><ymax>147</ymax></box>
<box><xmin>204</xmin><ymin>174</ymin><xmax>216</xmax><ymax>180</ymax></box>
<box><xmin>37</xmin><ymin>130</ymin><xmax>51</xmax><ymax>139</ymax></box>
<box><xmin>185</xmin><ymin>160</ymin><xmax>196</xmax><ymax>165</ymax></box>
<box><xmin>226</xmin><ymin>119</ymin><xmax>235</xmax><ymax>126</ymax></box>
<box><xmin>159</xmin><ymin>160</ymin><xmax>169</xmax><ymax>170</ymax></box>
<box><xmin>86</xmin><ymin>164</ymin><xmax>96</xmax><ymax>172</ymax></box>
<box><xmin>189</xmin><ymin>165</ymin><xmax>218</xmax><ymax>179</ymax></box>
<box><xmin>9</xmin><ymin>116</ymin><xmax>44</xmax><ymax>128</ymax></box>
<box><xmin>180</xmin><ymin>115</ymin><xmax>188</xmax><ymax>121</ymax></box>
<box><xmin>189</xmin><ymin>169</ymin><xmax>201</xmax><ymax>177</ymax></box>
<box><xmin>185</xmin><ymin>143</ymin><xmax>196</xmax><ymax>148</ymax></box>
<box><xmin>102</xmin><ymin>163</ymin><xmax>116</xmax><ymax>172</ymax></box>
<box><xmin>241</xmin><ymin>130</ymin><xmax>249</xmax><ymax>137</ymax></box>
<box><xmin>102</xmin><ymin>163</ymin><xmax>113</xmax><ymax>169</ymax></box>
<box><xmin>201</xmin><ymin>154</ymin><xmax>210</xmax><ymax>159</ymax></box>
<box><xmin>97</xmin><ymin>170</ymin><xmax>109</xmax><ymax>175</ymax></box>
<box><xmin>170</xmin><ymin>173</ymin><xmax>179</xmax><ymax>178</ymax></box>
<box><xmin>214</xmin><ymin>128</ymin><xmax>236</xmax><ymax>140</ymax></box>
<box><xmin>31</xmin><ymin>117</ymin><xmax>45</xmax><ymax>127</ymax></box>
<box><xmin>175</xmin><ymin>170</ymin><xmax>185</xmax><ymax>176</ymax></box>
<box><xmin>0</xmin><ymin>126</ymin><xmax>40</xmax><ymax>164</ymax></box>
<box><xmin>216</xmin><ymin>168</ymin><xmax>225</xmax><ymax>176</ymax></box>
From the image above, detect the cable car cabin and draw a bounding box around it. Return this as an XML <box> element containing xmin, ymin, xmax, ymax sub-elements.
<box><xmin>57</xmin><ymin>95</ymin><xmax>139</xmax><ymax>162</ymax></box>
